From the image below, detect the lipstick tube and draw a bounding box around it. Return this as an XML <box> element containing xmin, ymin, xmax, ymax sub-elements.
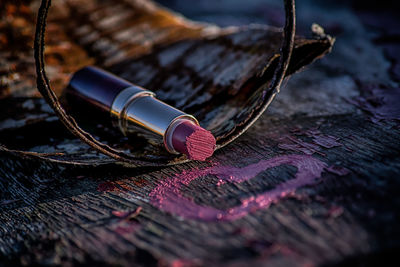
<box><xmin>66</xmin><ymin>66</ymin><xmax>216</xmax><ymax>160</ymax></box>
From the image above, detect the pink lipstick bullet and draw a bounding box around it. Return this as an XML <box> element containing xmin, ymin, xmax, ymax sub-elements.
<box><xmin>66</xmin><ymin>66</ymin><xmax>216</xmax><ymax>161</ymax></box>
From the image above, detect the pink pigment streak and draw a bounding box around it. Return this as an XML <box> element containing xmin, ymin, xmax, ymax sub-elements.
<box><xmin>150</xmin><ymin>155</ymin><xmax>329</xmax><ymax>221</ymax></box>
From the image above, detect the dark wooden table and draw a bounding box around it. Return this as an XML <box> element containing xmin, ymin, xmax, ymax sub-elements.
<box><xmin>1</xmin><ymin>0</ymin><xmax>399</xmax><ymax>266</ymax></box>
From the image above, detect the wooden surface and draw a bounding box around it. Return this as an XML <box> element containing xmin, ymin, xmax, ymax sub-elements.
<box><xmin>1</xmin><ymin>0</ymin><xmax>400</xmax><ymax>266</ymax></box>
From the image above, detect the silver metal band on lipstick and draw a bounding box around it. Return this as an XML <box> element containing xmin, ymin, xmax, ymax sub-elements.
<box><xmin>110</xmin><ymin>86</ymin><xmax>199</xmax><ymax>153</ymax></box>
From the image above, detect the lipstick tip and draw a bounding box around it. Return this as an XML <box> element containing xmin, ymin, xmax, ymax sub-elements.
<box><xmin>171</xmin><ymin>121</ymin><xmax>216</xmax><ymax>161</ymax></box>
<box><xmin>185</xmin><ymin>127</ymin><xmax>216</xmax><ymax>161</ymax></box>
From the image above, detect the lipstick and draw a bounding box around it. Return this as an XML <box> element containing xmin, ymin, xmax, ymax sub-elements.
<box><xmin>65</xmin><ymin>66</ymin><xmax>216</xmax><ymax>161</ymax></box>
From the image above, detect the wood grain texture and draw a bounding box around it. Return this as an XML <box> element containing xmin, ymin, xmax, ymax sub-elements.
<box><xmin>1</xmin><ymin>0</ymin><xmax>400</xmax><ymax>266</ymax></box>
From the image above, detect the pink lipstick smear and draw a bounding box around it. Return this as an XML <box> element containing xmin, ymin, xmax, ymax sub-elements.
<box><xmin>150</xmin><ymin>154</ymin><xmax>330</xmax><ymax>221</ymax></box>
